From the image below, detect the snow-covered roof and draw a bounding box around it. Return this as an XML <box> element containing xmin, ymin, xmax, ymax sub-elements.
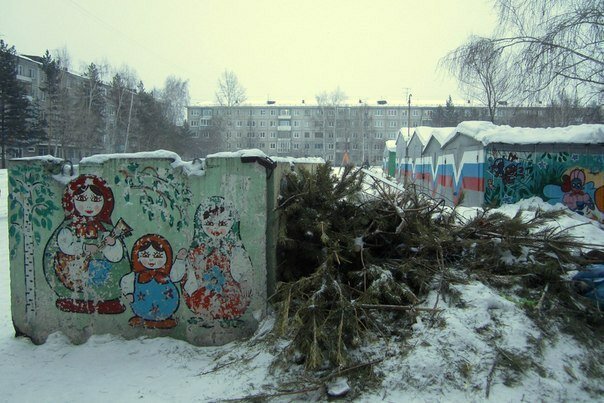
<box><xmin>411</xmin><ymin>126</ymin><xmax>436</xmax><ymax>146</ymax></box>
<box><xmin>443</xmin><ymin>122</ymin><xmax>604</xmax><ymax>147</ymax></box>
<box><xmin>420</xmin><ymin>127</ymin><xmax>456</xmax><ymax>152</ymax></box>
<box><xmin>189</xmin><ymin>98</ymin><xmax>470</xmax><ymax>108</ymax></box>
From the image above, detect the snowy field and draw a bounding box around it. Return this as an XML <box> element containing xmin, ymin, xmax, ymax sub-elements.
<box><xmin>1</xmin><ymin>168</ymin><xmax>603</xmax><ymax>402</ymax></box>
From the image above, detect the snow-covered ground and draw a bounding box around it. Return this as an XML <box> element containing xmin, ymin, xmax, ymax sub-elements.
<box><xmin>1</xmin><ymin>168</ymin><xmax>603</xmax><ymax>402</ymax></box>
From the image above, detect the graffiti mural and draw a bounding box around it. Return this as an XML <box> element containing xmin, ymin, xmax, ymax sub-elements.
<box><xmin>43</xmin><ymin>174</ymin><xmax>133</xmax><ymax>314</ymax></box>
<box><xmin>485</xmin><ymin>149</ymin><xmax>604</xmax><ymax>222</ymax></box>
<box><xmin>114</xmin><ymin>162</ymin><xmax>192</xmax><ymax>231</ymax></box>
<box><xmin>120</xmin><ymin>234</ymin><xmax>184</xmax><ymax>329</ymax></box>
<box><xmin>175</xmin><ymin>196</ymin><xmax>253</xmax><ymax>325</ymax></box>
<box><xmin>485</xmin><ymin>150</ymin><xmax>534</xmax><ymax>205</ymax></box>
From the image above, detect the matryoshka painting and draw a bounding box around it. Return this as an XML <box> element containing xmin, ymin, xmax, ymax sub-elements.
<box><xmin>43</xmin><ymin>174</ymin><xmax>132</xmax><ymax>314</ymax></box>
<box><xmin>174</xmin><ymin>196</ymin><xmax>252</xmax><ymax>323</ymax></box>
<box><xmin>120</xmin><ymin>234</ymin><xmax>184</xmax><ymax>329</ymax></box>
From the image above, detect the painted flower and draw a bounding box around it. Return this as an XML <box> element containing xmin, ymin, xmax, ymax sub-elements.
<box><xmin>571</xmin><ymin>154</ymin><xmax>579</xmax><ymax>162</ymax></box>
<box><xmin>537</xmin><ymin>160</ymin><xmax>548</xmax><ymax>170</ymax></box>
<box><xmin>202</xmin><ymin>266</ymin><xmax>226</xmax><ymax>294</ymax></box>
<box><xmin>502</xmin><ymin>195</ymin><xmax>514</xmax><ymax>204</ymax></box>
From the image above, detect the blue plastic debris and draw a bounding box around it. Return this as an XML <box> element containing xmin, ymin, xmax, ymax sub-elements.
<box><xmin>572</xmin><ymin>264</ymin><xmax>604</xmax><ymax>302</ymax></box>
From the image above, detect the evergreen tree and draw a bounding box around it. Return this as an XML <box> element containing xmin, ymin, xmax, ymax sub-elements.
<box><xmin>40</xmin><ymin>50</ymin><xmax>67</xmax><ymax>156</ymax></box>
<box><xmin>0</xmin><ymin>40</ymin><xmax>34</xmax><ymax>168</ymax></box>
<box><xmin>432</xmin><ymin>96</ymin><xmax>461</xmax><ymax>127</ymax></box>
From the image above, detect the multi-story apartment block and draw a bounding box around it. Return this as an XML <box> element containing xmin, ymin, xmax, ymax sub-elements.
<box><xmin>10</xmin><ymin>54</ymin><xmax>109</xmax><ymax>160</ymax></box>
<box><xmin>187</xmin><ymin>101</ymin><xmax>482</xmax><ymax>165</ymax></box>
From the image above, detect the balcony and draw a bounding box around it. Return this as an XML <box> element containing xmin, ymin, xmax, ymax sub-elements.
<box><xmin>277</xmin><ymin>125</ymin><xmax>292</xmax><ymax>132</ymax></box>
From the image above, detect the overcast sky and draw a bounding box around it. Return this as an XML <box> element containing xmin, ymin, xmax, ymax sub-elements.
<box><xmin>1</xmin><ymin>0</ymin><xmax>497</xmax><ymax>105</ymax></box>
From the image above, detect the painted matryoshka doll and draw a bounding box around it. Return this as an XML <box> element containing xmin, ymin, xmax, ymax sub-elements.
<box><xmin>175</xmin><ymin>196</ymin><xmax>252</xmax><ymax>321</ymax></box>
<box><xmin>120</xmin><ymin>234</ymin><xmax>184</xmax><ymax>329</ymax></box>
<box><xmin>43</xmin><ymin>174</ymin><xmax>131</xmax><ymax>314</ymax></box>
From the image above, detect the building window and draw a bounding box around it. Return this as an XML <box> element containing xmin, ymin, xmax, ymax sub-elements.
<box><xmin>304</xmin><ymin>144</ymin><xmax>310</xmax><ymax>149</ymax></box>
<box><xmin>375</xmin><ymin>109</ymin><xmax>384</xmax><ymax>116</ymax></box>
<box><xmin>17</xmin><ymin>65</ymin><xmax>23</xmax><ymax>76</ymax></box>
<box><xmin>328</xmin><ymin>144</ymin><xmax>334</xmax><ymax>149</ymax></box>
<box><xmin>413</xmin><ymin>110</ymin><xmax>419</xmax><ymax>117</ymax></box>
<box><xmin>315</xmin><ymin>143</ymin><xmax>323</xmax><ymax>149</ymax></box>
<box><xmin>389</xmin><ymin>121</ymin><xmax>397</xmax><ymax>128</ymax></box>
<box><xmin>376</xmin><ymin>133</ymin><xmax>383</xmax><ymax>139</ymax></box>
<box><xmin>203</xmin><ymin>109</ymin><xmax>213</xmax><ymax>116</ymax></box>
<box><xmin>304</xmin><ymin>132</ymin><xmax>310</xmax><ymax>138</ymax></box>
<box><xmin>270</xmin><ymin>121</ymin><xmax>275</xmax><ymax>127</ymax></box>
<box><xmin>270</xmin><ymin>143</ymin><xmax>276</xmax><ymax>149</ymax></box>
<box><xmin>294</xmin><ymin>121</ymin><xmax>299</xmax><ymax>127</ymax></box>
<box><xmin>279</xmin><ymin>109</ymin><xmax>290</xmax><ymax>116</ymax></box>
<box><xmin>260</xmin><ymin>132</ymin><xmax>266</xmax><ymax>138</ymax></box>
<box><xmin>315</xmin><ymin>132</ymin><xmax>323</xmax><ymax>138</ymax></box>
<box><xmin>200</xmin><ymin>119</ymin><xmax>209</xmax><ymax>126</ymax></box>
<box><xmin>260</xmin><ymin>121</ymin><xmax>266</xmax><ymax>127</ymax></box>
<box><xmin>192</xmin><ymin>109</ymin><xmax>200</xmax><ymax>116</ymax></box>
<box><xmin>293</xmin><ymin>144</ymin><xmax>299</xmax><ymax>149</ymax></box>
<box><xmin>191</xmin><ymin>120</ymin><xmax>198</xmax><ymax>127</ymax></box>
<box><xmin>293</xmin><ymin>132</ymin><xmax>300</xmax><ymax>138</ymax></box>
<box><xmin>270</xmin><ymin>110</ymin><xmax>276</xmax><ymax>116</ymax></box>
<box><xmin>387</xmin><ymin>109</ymin><xmax>396</xmax><ymax>116</ymax></box>
<box><xmin>375</xmin><ymin>121</ymin><xmax>384</xmax><ymax>128</ymax></box>
<box><xmin>294</xmin><ymin>110</ymin><xmax>301</xmax><ymax>116</ymax></box>
<box><xmin>237</xmin><ymin>121</ymin><xmax>242</xmax><ymax>127</ymax></box>
<box><xmin>261</xmin><ymin>109</ymin><xmax>266</xmax><ymax>115</ymax></box>
<box><xmin>270</xmin><ymin>132</ymin><xmax>277</xmax><ymax>138</ymax></box>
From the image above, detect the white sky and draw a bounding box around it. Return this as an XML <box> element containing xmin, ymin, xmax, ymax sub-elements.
<box><xmin>1</xmin><ymin>0</ymin><xmax>497</xmax><ymax>105</ymax></box>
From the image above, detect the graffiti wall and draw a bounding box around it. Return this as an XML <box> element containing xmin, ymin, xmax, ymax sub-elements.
<box><xmin>484</xmin><ymin>148</ymin><xmax>604</xmax><ymax>223</ymax></box>
<box><xmin>8</xmin><ymin>152</ymin><xmax>270</xmax><ymax>346</ymax></box>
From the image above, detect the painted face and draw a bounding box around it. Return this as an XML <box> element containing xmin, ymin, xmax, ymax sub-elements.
<box><xmin>202</xmin><ymin>210</ymin><xmax>233</xmax><ymax>239</ymax></box>
<box><xmin>571</xmin><ymin>178</ymin><xmax>583</xmax><ymax>191</ymax></box>
<box><xmin>74</xmin><ymin>188</ymin><xmax>104</xmax><ymax>217</ymax></box>
<box><xmin>137</xmin><ymin>245</ymin><xmax>167</xmax><ymax>270</ymax></box>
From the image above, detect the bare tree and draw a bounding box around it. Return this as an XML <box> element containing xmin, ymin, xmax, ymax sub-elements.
<box><xmin>453</xmin><ymin>0</ymin><xmax>603</xmax><ymax>103</ymax></box>
<box><xmin>215</xmin><ymin>70</ymin><xmax>246</xmax><ymax>106</ymax></box>
<box><xmin>441</xmin><ymin>38</ymin><xmax>517</xmax><ymax>123</ymax></box>
<box><xmin>161</xmin><ymin>75</ymin><xmax>190</xmax><ymax>126</ymax></box>
<box><xmin>315</xmin><ymin>87</ymin><xmax>346</xmax><ymax>161</ymax></box>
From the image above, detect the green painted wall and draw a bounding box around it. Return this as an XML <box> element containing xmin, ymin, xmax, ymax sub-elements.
<box><xmin>9</xmin><ymin>153</ymin><xmax>269</xmax><ymax>346</ymax></box>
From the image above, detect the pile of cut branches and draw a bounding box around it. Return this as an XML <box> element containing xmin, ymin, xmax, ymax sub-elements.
<box><xmin>272</xmin><ymin>164</ymin><xmax>601</xmax><ymax>373</ymax></box>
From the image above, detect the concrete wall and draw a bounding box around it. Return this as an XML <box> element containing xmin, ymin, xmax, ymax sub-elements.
<box><xmin>8</xmin><ymin>152</ymin><xmax>272</xmax><ymax>346</ymax></box>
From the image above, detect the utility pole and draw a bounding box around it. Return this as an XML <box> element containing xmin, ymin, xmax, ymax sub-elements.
<box><xmin>405</xmin><ymin>93</ymin><xmax>412</xmax><ymax>185</ymax></box>
<box><xmin>124</xmin><ymin>89</ymin><xmax>134</xmax><ymax>153</ymax></box>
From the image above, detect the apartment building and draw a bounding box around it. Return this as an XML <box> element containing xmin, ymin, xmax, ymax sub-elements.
<box><xmin>187</xmin><ymin>102</ymin><xmax>445</xmax><ymax>165</ymax></box>
<box><xmin>11</xmin><ymin>54</ymin><xmax>108</xmax><ymax>160</ymax></box>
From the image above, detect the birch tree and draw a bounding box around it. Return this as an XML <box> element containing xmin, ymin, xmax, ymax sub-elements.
<box><xmin>8</xmin><ymin>163</ymin><xmax>61</xmax><ymax>322</ymax></box>
<box><xmin>215</xmin><ymin>70</ymin><xmax>246</xmax><ymax>107</ymax></box>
